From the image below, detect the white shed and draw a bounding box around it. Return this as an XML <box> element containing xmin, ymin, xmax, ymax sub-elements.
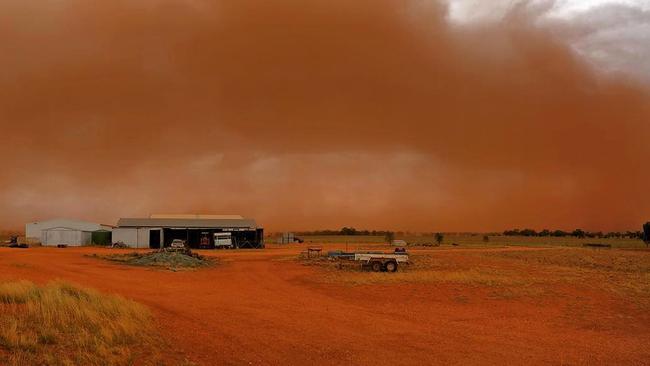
<box><xmin>26</xmin><ymin>219</ymin><xmax>113</xmax><ymax>245</ymax></box>
<box><xmin>41</xmin><ymin>227</ymin><xmax>93</xmax><ymax>246</ymax></box>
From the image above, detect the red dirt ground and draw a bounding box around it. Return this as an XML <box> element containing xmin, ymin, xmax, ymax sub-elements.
<box><xmin>0</xmin><ymin>245</ymin><xmax>648</xmax><ymax>365</ymax></box>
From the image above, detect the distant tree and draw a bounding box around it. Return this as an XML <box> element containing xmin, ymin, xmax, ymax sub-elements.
<box><xmin>572</xmin><ymin>229</ymin><xmax>586</xmax><ymax>239</ymax></box>
<box><xmin>539</xmin><ymin>229</ymin><xmax>551</xmax><ymax>237</ymax></box>
<box><xmin>552</xmin><ymin>230</ymin><xmax>568</xmax><ymax>237</ymax></box>
<box><xmin>384</xmin><ymin>231</ymin><xmax>395</xmax><ymax>244</ymax></box>
<box><xmin>340</xmin><ymin>227</ymin><xmax>357</xmax><ymax>236</ymax></box>
<box><xmin>520</xmin><ymin>228</ymin><xmax>537</xmax><ymax>237</ymax></box>
<box><xmin>483</xmin><ymin>235</ymin><xmax>489</xmax><ymax>243</ymax></box>
<box><xmin>643</xmin><ymin>222</ymin><xmax>650</xmax><ymax>247</ymax></box>
<box><xmin>503</xmin><ymin>229</ymin><xmax>521</xmax><ymax>236</ymax></box>
<box><xmin>435</xmin><ymin>233</ymin><xmax>444</xmax><ymax>245</ymax></box>
<box><xmin>625</xmin><ymin>231</ymin><xmax>633</xmax><ymax>239</ymax></box>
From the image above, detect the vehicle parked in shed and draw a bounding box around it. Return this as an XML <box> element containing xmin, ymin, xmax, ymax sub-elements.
<box><xmin>170</xmin><ymin>239</ymin><xmax>186</xmax><ymax>250</ymax></box>
<box><xmin>200</xmin><ymin>232</ymin><xmax>210</xmax><ymax>249</ymax></box>
<box><xmin>213</xmin><ymin>232</ymin><xmax>233</xmax><ymax>249</ymax></box>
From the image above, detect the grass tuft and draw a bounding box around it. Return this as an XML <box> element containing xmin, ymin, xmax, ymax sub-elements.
<box><xmin>0</xmin><ymin>280</ymin><xmax>165</xmax><ymax>366</ymax></box>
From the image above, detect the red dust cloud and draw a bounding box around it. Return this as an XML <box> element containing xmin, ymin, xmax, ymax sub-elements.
<box><xmin>0</xmin><ymin>1</ymin><xmax>648</xmax><ymax>231</ymax></box>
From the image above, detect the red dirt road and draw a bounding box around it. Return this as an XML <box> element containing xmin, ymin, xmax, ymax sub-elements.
<box><xmin>1</xmin><ymin>246</ymin><xmax>648</xmax><ymax>365</ymax></box>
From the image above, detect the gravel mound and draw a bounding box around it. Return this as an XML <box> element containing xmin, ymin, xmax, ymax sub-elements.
<box><xmin>93</xmin><ymin>248</ymin><xmax>210</xmax><ymax>270</ymax></box>
<box><xmin>129</xmin><ymin>251</ymin><xmax>207</xmax><ymax>268</ymax></box>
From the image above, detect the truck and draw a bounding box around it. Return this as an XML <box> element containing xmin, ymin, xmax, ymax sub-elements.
<box><xmin>213</xmin><ymin>232</ymin><xmax>233</xmax><ymax>249</ymax></box>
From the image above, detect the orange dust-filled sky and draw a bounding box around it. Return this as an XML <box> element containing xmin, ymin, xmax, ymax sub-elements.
<box><xmin>1</xmin><ymin>0</ymin><xmax>649</xmax><ymax>232</ymax></box>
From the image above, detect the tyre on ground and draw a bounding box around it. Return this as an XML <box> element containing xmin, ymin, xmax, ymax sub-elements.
<box><xmin>384</xmin><ymin>261</ymin><xmax>398</xmax><ymax>273</ymax></box>
<box><xmin>371</xmin><ymin>261</ymin><xmax>383</xmax><ymax>272</ymax></box>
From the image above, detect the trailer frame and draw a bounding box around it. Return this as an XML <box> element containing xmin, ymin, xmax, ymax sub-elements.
<box><xmin>354</xmin><ymin>253</ymin><xmax>409</xmax><ymax>272</ymax></box>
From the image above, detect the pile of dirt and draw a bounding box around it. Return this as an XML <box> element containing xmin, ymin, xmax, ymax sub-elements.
<box><xmin>91</xmin><ymin>248</ymin><xmax>211</xmax><ymax>270</ymax></box>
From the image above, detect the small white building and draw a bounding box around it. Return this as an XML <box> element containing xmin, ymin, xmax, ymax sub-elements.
<box><xmin>26</xmin><ymin>219</ymin><xmax>113</xmax><ymax>246</ymax></box>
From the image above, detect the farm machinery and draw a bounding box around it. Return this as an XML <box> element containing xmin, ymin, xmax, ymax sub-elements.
<box><xmin>6</xmin><ymin>236</ymin><xmax>28</xmax><ymax>248</ymax></box>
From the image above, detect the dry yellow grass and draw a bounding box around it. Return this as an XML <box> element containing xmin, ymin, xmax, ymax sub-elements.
<box><xmin>306</xmin><ymin>248</ymin><xmax>650</xmax><ymax>305</ymax></box>
<box><xmin>303</xmin><ymin>254</ymin><xmax>534</xmax><ymax>288</ymax></box>
<box><xmin>0</xmin><ymin>280</ymin><xmax>165</xmax><ymax>366</ymax></box>
<box><xmin>327</xmin><ymin>267</ymin><xmax>533</xmax><ymax>287</ymax></box>
<box><xmin>316</xmin><ymin>259</ymin><xmax>536</xmax><ymax>289</ymax></box>
<box><xmin>480</xmin><ymin>248</ymin><xmax>650</xmax><ymax>303</ymax></box>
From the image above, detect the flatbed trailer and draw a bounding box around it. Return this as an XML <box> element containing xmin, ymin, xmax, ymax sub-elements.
<box><xmin>354</xmin><ymin>253</ymin><xmax>409</xmax><ymax>272</ymax></box>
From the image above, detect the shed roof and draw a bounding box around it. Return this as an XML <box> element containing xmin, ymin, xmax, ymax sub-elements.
<box><xmin>28</xmin><ymin>218</ymin><xmax>108</xmax><ymax>232</ymax></box>
<box><xmin>117</xmin><ymin>218</ymin><xmax>258</xmax><ymax>229</ymax></box>
<box><xmin>149</xmin><ymin>214</ymin><xmax>244</xmax><ymax>220</ymax></box>
<box><xmin>42</xmin><ymin>226</ymin><xmax>88</xmax><ymax>232</ymax></box>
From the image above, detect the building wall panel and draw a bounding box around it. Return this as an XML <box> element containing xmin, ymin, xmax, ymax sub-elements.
<box><xmin>81</xmin><ymin>231</ymin><xmax>92</xmax><ymax>245</ymax></box>
<box><xmin>137</xmin><ymin>228</ymin><xmax>151</xmax><ymax>249</ymax></box>
<box><xmin>112</xmin><ymin>228</ymin><xmax>138</xmax><ymax>247</ymax></box>
<box><xmin>42</xmin><ymin>229</ymin><xmax>84</xmax><ymax>246</ymax></box>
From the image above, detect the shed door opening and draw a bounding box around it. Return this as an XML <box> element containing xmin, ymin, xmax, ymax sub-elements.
<box><xmin>149</xmin><ymin>230</ymin><xmax>161</xmax><ymax>249</ymax></box>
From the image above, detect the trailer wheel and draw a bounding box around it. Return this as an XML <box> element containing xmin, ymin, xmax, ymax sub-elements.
<box><xmin>385</xmin><ymin>261</ymin><xmax>398</xmax><ymax>273</ymax></box>
<box><xmin>371</xmin><ymin>261</ymin><xmax>382</xmax><ymax>272</ymax></box>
